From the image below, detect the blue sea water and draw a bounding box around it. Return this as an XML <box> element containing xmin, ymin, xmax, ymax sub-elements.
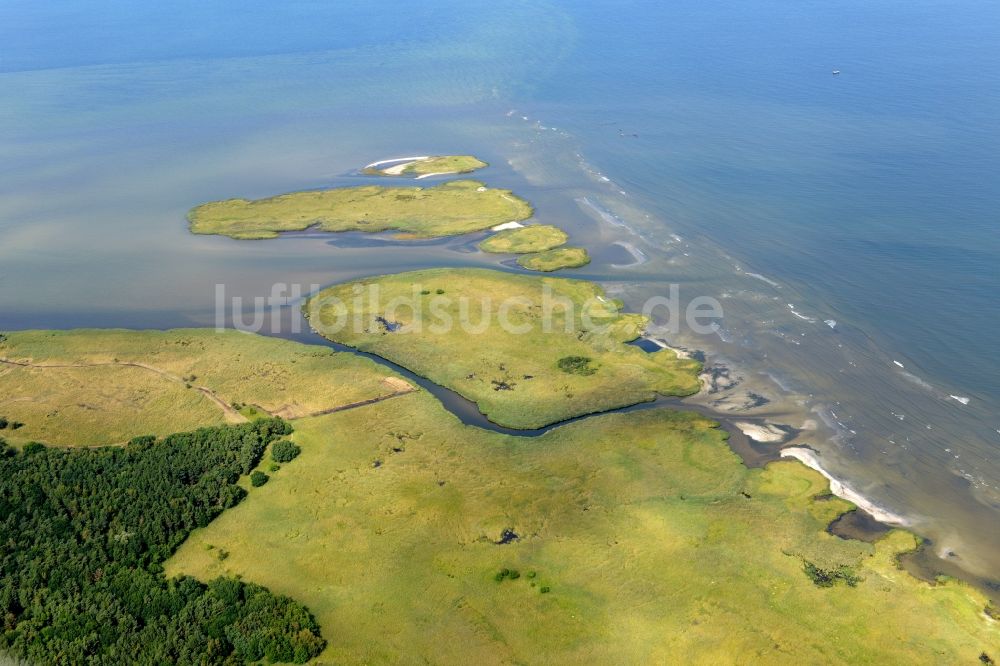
<box><xmin>528</xmin><ymin>0</ymin><xmax>1000</xmax><ymax>402</ymax></box>
<box><xmin>1</xmin><ymin>0</ymin><xmax>998</xmax><ymax>579</ymax></box>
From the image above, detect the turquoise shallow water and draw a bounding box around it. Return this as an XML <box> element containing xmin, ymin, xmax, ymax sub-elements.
<box><xmin>1</xmin><ymin>1</ymin><xmax>998</xmax><ymax>581</ymax></box>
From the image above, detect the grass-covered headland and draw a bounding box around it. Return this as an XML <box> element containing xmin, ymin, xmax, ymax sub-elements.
<box><xmin>0</xmin><ymin>419</ymin><xmax>325</xmax><ymax>664</ymax></box>
<box><xmin>188</xmin><ymin>179</ymin><xmax>532</xmax><ymax>240</ymax></box>
<box><xmin>306</xmin><ymin>268</ymin><xmax>701</xmax><ymax>428</ymax></box>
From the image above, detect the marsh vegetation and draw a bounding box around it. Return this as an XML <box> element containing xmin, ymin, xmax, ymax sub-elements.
<box><xmin>517</xmin><ymin>247</ymin><xmax>591</xmax><ymax>272</ymax></box>
<box><xmin>0</xmin><ymin>329</ymin><xmax>408</xmax><ymax>446</ymax></box>
<box><xmin>188</xmin><ymin>180</ymin><xmax>531</xmax><ymax>240</ymax></box>
<box><xmin>168</xmin><ymin>392</ymin><xmax>999</xmax><ymax>664</ymax></box>
<box><xmin>478</xmin><ymin>224</ymin><xmax>569</xmax><ymax>254</ymax></box>
<box><xmin>307</xmin><ymin>268</ymin><xmax>701</xmax><ymax>428</ymax></box>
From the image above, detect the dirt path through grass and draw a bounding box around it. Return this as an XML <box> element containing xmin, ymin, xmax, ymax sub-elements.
<box><xmin>1</xmin><ymin>357</ymin><xmax>246</xmax><ymax>421</ymax></box>
<box><xmin>1</xmin><ymin>357</ymin><xmax>418</xmax><ymax>432</ymax></box>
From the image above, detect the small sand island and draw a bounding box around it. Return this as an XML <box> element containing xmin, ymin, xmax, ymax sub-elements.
<box><xmin>188</xmin><ymin>179</ymin><xmax>531</xmax><ymax>240</ymax></box>
<box><xmin>517</xmin><ymin>246</ymin><xmax>591</xmax><ymax>272</ymax></box>
<box><xmin>306</xmin><ymin>267</ymin><xmax>700</xmax><ymax>429</ymax></box>
<box><xmin>364</xmin><ymin>154</ymin><xmax>488</xmax><ymax>178</ymax></box>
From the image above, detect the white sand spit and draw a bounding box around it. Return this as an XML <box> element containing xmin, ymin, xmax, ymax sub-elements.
<box><xmin>382</xmin><ymin>161</ymin><xmax>417</xmax><ymax>175</ymax></box>
<box><xmin>364</xmin><ymin>156</ymin><xmax>430</xmax><ymax>169</ymax></box>
<box><xmin>780</xmin><ymin>446</ymin><xmax>910</xmax><ymax>525</ymax></box>
<box><xmin>491</xmin><ymin>221</ymin><xmax>525</xmax><ymax>231</ymax></box>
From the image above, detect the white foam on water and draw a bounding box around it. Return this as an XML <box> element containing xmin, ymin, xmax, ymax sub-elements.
<box><xmin>811</xmin><ymin>405</ymin><xmax>854</xmax><ymax>445</ymax></box>
<box><xmin>610</xmin><ymin>241</ymin><xmax>648</xmax><ymax>268</ymax></box>
<box><xmin>714</xmin><ymin>328</ymin><xmax>733</xmax><ymax>343</ymax></box>
<box><xmin>899</xmin><ymin>371</ymin><xmax>934</xmax><ymax>392</ymax></box>
<box><xmin>576</xmin><ymin>196</ymin><xmax>633</xmax><ymax>232</ymax></box>
<box><xmin>766</xmin><ymin>372</ymin><xmax>795</xmax><ymax>393</ymax></box>
<box><xmin>744</xmin><ymin>272</ymin><xmax>780</xmax><ymax>287</ymax></box>
<box><xmin>824</xmin><ymin>319</ymin><xmax>837</xmax><ymax>329</ymax></box>
<box><xmin>787</xmin><ymin>303</ymin><xmax>817</xmax><ymax>323</ymax></box>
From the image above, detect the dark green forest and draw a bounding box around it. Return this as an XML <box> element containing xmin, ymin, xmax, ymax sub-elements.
<box><xmin>0</xmin><ymin>419</ymin><xmax>326</xmax><ymax>664</ymax></box>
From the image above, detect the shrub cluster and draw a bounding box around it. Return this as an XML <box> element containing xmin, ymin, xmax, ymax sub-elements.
<box><xmin>495</xmin><ymin>568</ymin><xmax>549</xmax><ymax>594</ymax></box>
<box><xmin>803</xmin><ymin>561</ymin><xmax>862</xmax><ymax>588</ymax></box>
<box><xmin>494</xmin><ymin>568</ymin><xmax>521</xmax><ymax>582</ymax></box>
<box><xmin>271</xmin><ymin>439</ymin><xmax>301</xmax><ymax>463</ymax></box>
<box><xmin>556</xmin><ymin>355</ymin><xmax>597</xmax><ymax>376</ymax></box>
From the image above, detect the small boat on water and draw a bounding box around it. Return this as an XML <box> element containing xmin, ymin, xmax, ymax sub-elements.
<box><xmin>832</xmin><ymin>69</ymin><xmax>841</xmax><ymax>75</ymax></box>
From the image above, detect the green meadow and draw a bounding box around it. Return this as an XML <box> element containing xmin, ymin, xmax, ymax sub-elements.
<box><xmin>167</xmin><ymin>390</ymin><xmax>1000</xmax><ymax>665</ymax></box>
<box><xmin>0</xmin><ymin>329</ymin><xmax>410</xmax><ymax>446</ymax></box>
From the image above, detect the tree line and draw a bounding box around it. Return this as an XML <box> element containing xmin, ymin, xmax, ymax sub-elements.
<box><xmin>0</xmin><ymin>418</ymin><xmax>326</xmax><ymax>664</ymax></box>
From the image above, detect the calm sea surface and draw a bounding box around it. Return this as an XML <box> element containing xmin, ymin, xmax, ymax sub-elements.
<box><xmin>1</xmin><ymin>1</ymin><xmax>998</xmax><ymax>581</ymax></box>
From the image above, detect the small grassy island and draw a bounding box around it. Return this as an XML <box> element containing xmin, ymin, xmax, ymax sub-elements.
<box><xmin>188</xmin><ymin>179</ymin><xmax>532</xmax><ymax>240</ymax></box>
<box><xmin>478</xmin><ymin>224</ymin><xmax>569</xmax><ymax>254</ymax></box>
<box><xmin>518</xmin><ymin>246</ymin><xmax>591</xmax><ymax>272</ymax></box>
<box><xmin>306</xmin><ymin>267</ymin><xmax>702</xmax><ymax>429</ymax></box>
<box><xmin>365</xmin><ymin>155</ymin><xmax>488</xmax><ymax>177</ymax></box>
